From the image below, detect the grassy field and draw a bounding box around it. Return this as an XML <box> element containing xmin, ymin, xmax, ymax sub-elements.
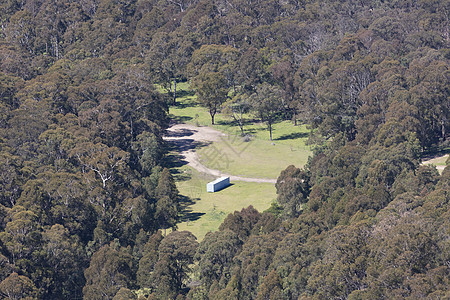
<box><xmin>422</xmin><ymin>153</ymin><xmax>449</xmax><ymax>174</ymax></box>
<box><xmin>173</xmin><ymin>164</ymin><xmax>276</xmax><ymax>240</ymax></box>
<box><xmin>425</xmin><ymin>154</ymin><xmax>448</xmax><ymax>166</ymax></box>
<box><xmin>197</xmin><ymin>136</ymin><xmax>310</xmax><ymax>178</ymax></box>
<box><xmin>169</xmin><ymin>82</ymin><xmax>311</xmax><ymax>140</ymax></box>
<box><xmin>169</xmin><ymin>82</ymin><xmax>312</xmax><ymax>179</ymax></box>
<box><xmin>165</xmin><ymin>82</ymin><xmax>312</xmax><ymax>240</ymax></box>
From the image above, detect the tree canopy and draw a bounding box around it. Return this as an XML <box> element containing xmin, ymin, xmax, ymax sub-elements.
<box><xmin>0</xmin><ymin>0</ymin><xmax>448</xmax><ymax>298</ymax></box>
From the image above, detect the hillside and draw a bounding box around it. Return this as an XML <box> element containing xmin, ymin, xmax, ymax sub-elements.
<box><xmin>0</xmin><ymin>0</ymin><xmax>448</xmax><ymax>299</ymax></box>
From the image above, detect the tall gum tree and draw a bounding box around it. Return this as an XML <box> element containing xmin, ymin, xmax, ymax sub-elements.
<box><xmin>250</xmin><ymin>83</ymin><xmax>284</xmax><ymax>141</ymax></box>
<box><xmin>192</xmin><ymin>72</ymin><xmax>228</xmax><ymax>125</ymax></box>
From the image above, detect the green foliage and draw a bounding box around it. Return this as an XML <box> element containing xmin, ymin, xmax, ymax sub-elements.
<box><xmin>155</xmin><ymin>168</ymin><xmax>179</xmax><ymax>230</ymax></box>
<box><xmin>250</xmin><ymin>83</ymin><xmax>284</xmax><ymax>141</ymax></box>
<box><xmin>83</xmin><ymin>242</ymin><xmax>134</xmax><ymax>300</ymax></box>
<box><xmin>192</xmin><ymin>72</ymin><xmax>228</xmax><ymax>125</ymax></box>
<box><xmin>137</xmin><ymin>231</ymin><xmax>164</xmax><ymax>289</ymax></box>
<box><xmin>134</xmin><ymin>132</ymin><xmax>165</xmax><ymax>176</ymax></box>
<box><xmin>0</xmin><ymin>272</ymin><xmax>38</xmax><ymax>300</ymax></box>
<box><xmin>0</xmin><ymin>0</ymin><xmax>448</xmax><ymax>298</ymax></box>
<box><xmin>195</xmin><ymin>229</ymin><xmax>242</xmax><ymax>286</ymax></box>
<box><xmin>42</xmin><ymin>224</ymin><xmax>87</xmax><ymax>299</ymax></box>
<box><xmin>113</xmin><ymin>287</ymin><xmax>137</xmax><ymax>300</ymax></box>
<box><xmin>151</xmin><ymin>231</ymin><xmax>198</xmax><ymax>298</ymax></box>
<box><xmin>275</xmin><ymin>165</ymin><xmax>310</xmax><ymax>218</ymax></box>
<box><xmin>256</xmin><ymin>270</ymin><xmax>284</xmax><ymax>300</ymax></box>
<box><xmin>222</xmin><ymin>94</ymin><xmax>251</xmax><ymax>136</ymax></box>
<box><xmin>219</xmin><ymin>206</ymin><xmax>261</xmax><ymax>242</ymax></box>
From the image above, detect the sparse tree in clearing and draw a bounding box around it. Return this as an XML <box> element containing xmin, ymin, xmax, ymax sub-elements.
<box><xmin>146</xmin><ymin>31</ymin><xmax>194</xmax><ymax>106</ymax></box>
<box><xmin>250</xmin><ymin>83</ymin><xmax>284</xmax><ymax>141</ymax></box>
<box><xmin>193</xmin><ymin>72</ymin><xmax>228</xmax><ymax>125</ymax></box>
<box><xmin>223</xmin><ymin>93</ymin><xmax>251</xmax><ymax>136</ymax></box>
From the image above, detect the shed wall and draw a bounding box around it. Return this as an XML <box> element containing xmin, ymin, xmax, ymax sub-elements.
<box><xmin>206</xmin><ymin>177</ymin><xmax>230</xmax><ymax>192</ymax></box>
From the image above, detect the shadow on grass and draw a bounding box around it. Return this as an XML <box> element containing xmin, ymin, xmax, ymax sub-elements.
<box><xmin>214</xmin><ymin>117</ymin><xmax>264</xmax><ymax>129</ymax></box>
<box><xmin>165</xmin><ymin>127</ymin><xmax>196</xmax><ymax>138</ymax></box>
<box><xmin>170</xmin><ymin>115</ymin><xmax>193</xmax><ymax>123</ymax></box>
<box><xmin>212</xmin><ymin>183</ymin><xmax>234</xmax><ymax>192</ymax></box>
<box><xmin>164</xmin><ymin>136</ymin><xmax>211</xmax><ymax>182</ymax></box>
<box><xmin>207</xmin><ymin>207</ymin><xmax>226</xmax><ymax>220</ymax></box>
<box><xmin>176</xmin><ymin>89</ymin><xmax>196</xmax><ymax>98</ymax></box>
<box><xmin>172</xmin><ymin>98</ymin><xmax>198</xmax><ymax>109</ymax></box>
<box><xmin>243</xmin><ymin>128</ymin><xmax>267</xmax><ymax>136</ymax></box>
<box><xmin>165</xmin><ymin>145</ymin><xmax>188</xmax><ymax>171</ymax></box>
<box><xmin>178</xmin><ymin>195</ymin><xmax>205</xmax><ymax>222</ymax></box>
<box><xmin>274</xmin><ymin>132</ymin><xmax>309</xmax><ymax>141</ymax></box>
<box><xmin>215</xmin><ymin>119</ymin><xmax>236</xmax><ymax>126</ymax></box>
<box><xmin>421</xmin><ymin>147</ymin><xmax>450</xmax><ymax>160</ymax></box>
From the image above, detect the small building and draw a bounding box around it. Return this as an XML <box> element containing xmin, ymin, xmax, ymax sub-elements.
<box><xmin>207</xmin><ymin>176</ymin><xmax>230</xmax><ymax>192</ymax></box>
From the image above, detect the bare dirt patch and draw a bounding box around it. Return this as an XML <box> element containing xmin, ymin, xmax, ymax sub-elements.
<box><xmin>164</xmin><ymin>123</ymin><xmax>277</xmax><ymax>184</ymax></box>
<box><xmin>421</xmin><ymin>154</ymin><xmax>448</xmax><ymax>172</ymax></box>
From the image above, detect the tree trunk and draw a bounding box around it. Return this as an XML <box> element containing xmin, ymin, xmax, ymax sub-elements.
<box><xmin>168</xmin><ymin>80</ymin><xmax>173</xmax><ymax>101</ymax></box>
<box><xmin>269</xmin><ymin>122</ymin><xmax>272</xmax><ymax>141</ymax></box>
<box><xmin>172</xmin><ymin>79</ymin><xmax>177</xmax><ymax>105</ymax></box>
<box><xmin>239</xmin><ymin>122</ymin><xmax>244</xmax><ymax>136</ymax></box>
<box><xmin>239</xmin><ymin>111</ymin><xmax>245</xmax><ymax>136</ymax></box>
<box><xmin>210</xmin><ymin>107</ymin><xmax>216</xmax><ymax>125</ymax></box>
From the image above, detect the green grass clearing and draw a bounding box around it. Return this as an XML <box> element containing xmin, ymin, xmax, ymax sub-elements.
<box><xmin>422</xmin><ymin>153</ymin><xmax>449</xmax><ymax>174</ymax></box>
<box><xmin>175</xmin><ymin>165</ymin><xmax>276</xmax><ymax>241</ymax></box>
<box><xmin>169</xmin><ymin>88</ymin><xmax>311</xmax><ymax>142</ymax></box>
<box><xmin>197</xmin><ymin>136</ymin><xmax>310</xmax><ymax>178</ymax></box>
<box><xmin>168</xmin><ymin>84</ymin><xmax>313</xmax><ymax>178</ymax></box>
<box><xmin>165</xmin><ymin>82</ymin><xmax>311</xmax><ymax>240</ymax></box>
<box><xmin>426</xmin><ymin>154</ymin><xmax>448</xmax><ymax>166</ymax></box>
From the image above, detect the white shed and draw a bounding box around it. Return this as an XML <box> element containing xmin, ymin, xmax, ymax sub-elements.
<box><xmin>206</xmin><ymin>177</ymin><xmax>230</xmax><ymax>192</ymax></box>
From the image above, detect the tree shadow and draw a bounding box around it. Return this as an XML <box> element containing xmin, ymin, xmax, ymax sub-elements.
<box><xmin>274</xmin><ymin>132</ymin><xmax>309</xmax><ymax>141</ymax></box>
<box><xmin>166</xmin><ymin>156</ymin><xmax>190</xmax><ymax>180</ymax></box>
<box><xmin>164</xmin><ymin>136</ymin><xmax>211</xmax><ymax>182</ymax></box>
<box><xmin>170</xmin><ymin>115</ymin><xmax>193</xmax><ymax>123</ymax></box>
<box><xmin>243</xmin><ymin>126</ymin><xmax>267</xmax><ymax>135</ymax></box>
<box><xmin>421</xmin><ymin>146</ymin><xmax>449</xmax><ymax>160</ymax></box>
<box><xmin>169</xmin><ymin>139</ymin><xmax>211</xmax><ymax>154</ymax></box>
<box><xmin>178</xmin><ymin>195</ymin><xmax>205</xmax><ymax>222</ymax></box>
<box><xmin>176</xmin><ymin>89</ymin><xmax>196</xmax><ymax>98</ymax></box>
<box><xmin>215</xmin><ymin>119</ymin><xmax>236</xmax><ymax>126</ymax></box>
<box><xmin>164</xmin><ymin>142</ymin><xmax>189</xmax><ymax>170</ymax></box>
<box><xmin>173</xmin><ymin>98</ymin><xmax>198</xmax><ymax>109</ymax></box>
<box><xmin>244</xmin><ymin>118</ymin><xmax>262</xmax><ymax>125</ymax></box>
<box><xmin>165</xmin><ymin>128</ymin><xmax>196</xmax><ymax>138</ymax></box>
<box><xmin>216</xmin><ymin>118</ymin><xmax>264</xmax><ymax>128</ymax></box>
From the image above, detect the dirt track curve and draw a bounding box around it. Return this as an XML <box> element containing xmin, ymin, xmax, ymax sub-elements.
<box><xmin>421</xmin><ymin>154</ymin><xmax>448</xmax><ymax>172</ymax></box>
<box><xmin>164</xmin><ymin>123</ymin><xmax>277</xmax><ymax>184</ymax></box>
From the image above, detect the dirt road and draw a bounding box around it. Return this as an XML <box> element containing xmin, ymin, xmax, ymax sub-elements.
<box><xmin>421</xmin><ymin>154</ymin><xmax>448</xmax><ymax>172</ymax></box>
<box><xmin>164</xmin><ymin>123</ymin><xmax>277</xmax><ymax>184</ymax></box>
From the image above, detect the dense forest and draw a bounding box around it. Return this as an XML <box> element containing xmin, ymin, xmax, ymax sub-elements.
<box><xmin>0</xmin><ymin>0</ymin><xmax>448</xmax><ymax>299</ymax></box>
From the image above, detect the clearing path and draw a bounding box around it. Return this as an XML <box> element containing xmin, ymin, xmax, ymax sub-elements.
<box><xmin>164</xmin><ymin>123</ymin><xmax>277</xmax><ymax>184</ymax></box>
<box><xmin>421</xmin><ymin>154</ymin><xmax>448</xmax><ymax>172</ymax></box>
